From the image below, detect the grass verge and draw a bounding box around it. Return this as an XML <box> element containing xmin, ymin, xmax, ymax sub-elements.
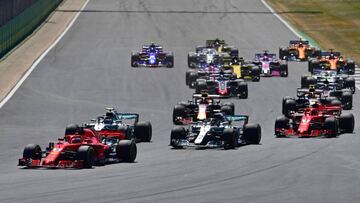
<box><xmin>266</xmin><ymin>0</ymin><xmax>360</xmax><ymax>63</ymax></box>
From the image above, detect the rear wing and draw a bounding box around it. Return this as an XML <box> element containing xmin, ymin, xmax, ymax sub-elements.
<box><xmin>321</xmin><ymin>51</ymin><xmax>341</xmax><ymax>57</ymax></box>
<box><xmin>206</xmin><ymin>39</ymin><xmax>226</xmax><ymax>47</ymax></box>
<box><xmin>296</xmin><ymin>88</ymin><xmax>323</xmax><ymax>97</ymax></box>
<box><xmin>225</xmin><ymin>115</ymin><xmax>249</xmax><ymax>124</ymax></box>
<box><xmin>142</xmin><ymin>45</ymin><xmax>163</xmax><ymax>52</ymax></box>
<box><xmin>255</xmin><ymin>53</ymin><xmax>276</xmax><ymax>59</ymax></box>
<box><xmin>289</xmin><ymin>40</ymin><xmax>309</xmax><ymax>45</ymax></box>
<box><xmin>193</xmin><ymin>93</ymin><xmax>220</xmax><ymax>98</ymax></box>
<box><xmin>116</xmin><ymin>113</ymin><xmax>139</xmax><ymax>124</ymax></box>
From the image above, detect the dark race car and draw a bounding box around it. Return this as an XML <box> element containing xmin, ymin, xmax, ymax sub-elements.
<box><xmin>18</xmin><ymin>126</ymin><xmax>136</xmax><ymax>169</ymax></box>
<box><xmin>282</xmin><ymin>86</ymin><xmax>352</xmax><ymax>119</ymax></box>
<box><xmin>185</xmin><ymin>63</ymin><xmax>232</xmax><ymax>88</ymax></box>
<box><xmin>170</xmin><ymin>113</ymin><xmax>261</xmax><ymax>149</ymax></box>
<box><xmin>252</xmin><ymin>51</ymin><xmax>288</xmax><ymax>77</ymax></box>
<box><xmin>308</xmin><ymin>50</ymin><xmax>356</xmax><ymax>75</ymax></box>
<box><xmin>86</xmin><ymin>108</ymin><xmax>152</xmax><ymax>142</ymax></box>
<box><xmin>204</xmin><ymin>38</ymin><xmax>239</xmax><ymax>57</ymax></box>
<box><xmin>172</xmin><ymin>93</ymin><xmax>235</xmax><ymax>125</ymax></box>
<box><xmin>131</xmin><ymin>43</ymin><xmax>174</xmax><ymax>68</ymax></box>
<box><xmin>301</xmin><ymin>70</ymin><xmax>355</xmax><ymax>94</ymax></box>
<box><xmin>275</xmin><ymin>104</ymin><xmax>354</xmax><ymax>138</ymax></box>
<box><xmin>194</xmin><ymin>73</ymin><xmax>248</xmax><ymax>99</ymax></box>
<box><xmin>279</xmin><ymin>39</ymin><xmax>321</xmax><ymax>61</ymax></box>
<box><xmin>187</xmin><ymin>48</ymin><xmax>226</xmax><ymax>69</ymax></box>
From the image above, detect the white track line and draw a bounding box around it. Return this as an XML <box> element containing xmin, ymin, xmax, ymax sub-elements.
<box><xmin>261</xmin><ymin>0</ymin><xmax>302</xmax><ymax>39</ymax></box>
<box><xmin>261</xmin><ymin>0</ymin><xmax>360</xmax><ymax>90</ymax></box>
<box><xmin>0</xmin><ymin>0</ymin><xmax>90</xmax><ymax>109</ymax></box>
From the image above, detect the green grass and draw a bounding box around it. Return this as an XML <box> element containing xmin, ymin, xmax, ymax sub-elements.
<box><xmin>266</xmin><ymin>0</ymin><xmax>360</xmax><ymax>63</ymax></box>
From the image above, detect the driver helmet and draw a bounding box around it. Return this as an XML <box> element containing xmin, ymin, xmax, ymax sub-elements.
<box><xmin>149</xmin><ymin>43</ymin><xmax>156</xmax><ymax>52</ymax></box>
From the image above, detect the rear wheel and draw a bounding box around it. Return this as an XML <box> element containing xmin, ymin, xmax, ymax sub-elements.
<box><xmin>221</xmin><ymin>102</ymin><xmax>234</xmax><ymax>115</ymax></box>
<box><xmin>76</xmin><ymin>146</ymin><xmax>95</xmax><ymax>168</ymax></box>
<box><xmin>251</xmin><ymin>66</ymin><xmax>260</xmax><ymax>82</ymax></box>
<box><xmin>65</xmin><ymin>124</ymin><xmax>79</xmax><ymax>135</ymax></box>
<box><xmin>172</xmin><ymin>104</ymin><xmax>187</xmax><ymax>125</ymax></box>
<box><xmin>134</xmin><ymin>121</ymin><xmax>152</xmax><ymax>142</ymax></box>
<box><xmin>300</xmin><ymin>75</ymin><xmax>308</xmax><ymax>88</ymax></box>
<box><xmin>341</xmin><ymin>91</ymin><xmax>353</xmax><ymax>110</ymax></box>
<box><xmin>195</xmin><ymin>80</ymin><xmax>207</xmax><ymax>94</ymax></box>
<box><xmin>279</xmin><ymin>47</ymin><xmax>289</xmax><ymax>60</ymax></box>
<box><xmin>282</xmin><ymin>99</ymin><xmax>297</xmax><ymax>117</ymax></box>
<box><xmin>280</xmin><ymin>63</ymin><xmax>288</xmax><ymax>77</ymax></box>
<box><xmin>346</xmin><ymin>61</ymin><xmax>355</xmax><ymax>75</ymax></box>
<box><xmin>238</xmin><ymin>82</ymin><xmax>248</xmax><ymax>99</ymax></box>
<box><xmin>116</xmin><ymin>140</ymin><xmax>137</xmax><ymax>162</ymax></box>
<box><xmin>243</xmin><ymin>123</ymin><xmax>261</xmax><ymax>144</ymax></box>
<box><xmin>188</xmin><ymin>72</ymin><xmax>198</xmax><ymax>88</ymax></box>
<box><xmin>344</xmin><ymin>77</ymin><xmax>355</xmax><ymax>94</ymax></box>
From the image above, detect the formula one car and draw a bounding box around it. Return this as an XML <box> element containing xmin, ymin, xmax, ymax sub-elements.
<box><xmin>275</xmin><ymin>104</ymin><xmax>354</xmax><ymax>138</ymax></box>
<box><xmin>86</xmin><ymin>108</ymin><xmax>152</xmax><ymax>142</ymax></box>
<box><xmin>252</xmin><ymin>51</ymin><xmax>288</xmax><ymax>77</ymax></box>
<box><xmin>279</xmin><ymin>39</ymin><xmax>321</xmax><ymax>61</ymax></box>
<box><xmin>282</xmin><ymin>85</ymin><xmax>352</xmax><ymax>118</ymax></box>
<box><xmin>170</xmin><ymin>113</ymin><xmax>261</xmax><ymax>149</ymax></box>
<box><xmin>19</xmin><ymin>126</ymin><xmax>137</xmax><ymax>169</ymax></box>
<box><xmin>172</xmin><ymin>93</ymin><xmax>235</xmax><ymax>125</ymax></box>
<box><xmin>301</xmin><ymin>70</ymin><xmax>355</xmax><ymax>94</ymax></box>
<box><xmin>187</xmin><ymin>48</ymin><xmax>227</xmax><ymax>69</ymax></box>
<box><xmin>223</xmin><ymin>57</ymin><xmax>261</xmax><ymax>81</ymax></box>
<box><xmin>194</xmin><ymin>74</ymin><xmax>248</xmax><ymax>99</ymax></box>
<box><xmin>204</xmin><ymin>38</ymin><xmax>239</xmax><ymax>57</ymax></box>
<box><xmin>308</xmin><ymin>50</ymin><xmax>356</xmax><ymax>74</ymax></box>
<box><xmin>131</xmin><ymin>43</ymin><xmax>174</xmax><ymax>68</ymax></box>
<box><xmin>185</xmin><ymin>63</ymin><xmax>229</xmax><ymax>87</ymax></box>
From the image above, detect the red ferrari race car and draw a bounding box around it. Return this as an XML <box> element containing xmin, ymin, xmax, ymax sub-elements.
<box><xmin>275</xmin><ymin>103</ymin><xmax>354</xmax><ymax>138</ymax></box>
<box><xmin>18</xmin><ymin>125</ymin><xmax>136</xmax><ymax>169</ymax></box>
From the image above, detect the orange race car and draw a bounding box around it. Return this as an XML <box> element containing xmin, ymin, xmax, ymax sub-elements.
<box><xmin>308</xmin><ymin>49</ymin><xmax>356</xmax><ymax>75</ymax></box>
<box><xmin>279</xmin><ymin>39</ymin><xmax>321</xmax><ymax>61</ymax></box>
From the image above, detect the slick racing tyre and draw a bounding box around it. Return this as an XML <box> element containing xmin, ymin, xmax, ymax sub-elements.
<box><xmin>170</xmin><ymin>127</ymin><xmax>186</xmax><ymax>148</ymax></box>
<box><xmin>251</xmin><ymin>66</ymin><xmax>261</xmax><ymax>82</ymax></box>
<box><xmin>76</xmin><ymin>146</ymin><xmax>95</xmax><ymax>168</ymax></box>
<box><xmin>23</xmin><ymin>144</ymin><xmax>42</xmax><ymax>160</ymax></box>
<box><xmin>222</xmin><ymin>128</ymin><xmax>237</xmax><ymax>150</ymax></box>
<box><xmin>221</xmin><ymin>102</ymin><xmax>235</xmax><ymax>115</ymax></box>
<box><xmin>339</xmin><ymin>113</ymin><xmax>355</xmax><ymax>133</ymax></box>
<box><xmin>274</xmin><ymin>116</ymin><xmax>289</xmax><ymax>137</ymax></box>
<box><xmin>131</xmin><ymin>54</ymin><xmax>140</xmax><ymax>67</ymax></box>
<box><xmin>280</xmin><ymin>63</ymin><xmax>288</xmax><ymax>77</ymax></box>
<box><xmin>116</xmin><ymin>140</ymin><xmax>137</xmax><ymax>162</ymax></box>
<box><xmin>238</xmin><ymin>82</ymin><xmax>248</xmax><ymax>99</ymax></box>
<box><xmin>341</xmin><ymin>91</ymin><xmax>353</xmax><ymax>110</ymax></box>
<box><xmin>172</xmin><ymin>104</ymin><xmax>187</xmax><ymax>125</ymax></box>
<box><xmin>134</xmin><ymin>121</ymin><xmax>152</xmax><ymax>142</ymax></box>
<box><xmin>243</xmin><ymin>123</ymin><xmax>261</xmax><ymax>144</ymax></box>
<box><xmin>324</xmin><ymin>117</ymin><xmax>338</xmax><ymax>138</ymax></box>
<box><xmin>166</xmin><ymin>55</ymin><xmax>174</xmax><ymax>68</ymax></box>
<box><xmin>282</xmin><ymin>99</ymin><xmax>297</xmax><ymax>117</ymax></box>
<box><xmin>65</xmin><ymin>124</ymin><xmax>79</xmax><ymax>135</ymax></box>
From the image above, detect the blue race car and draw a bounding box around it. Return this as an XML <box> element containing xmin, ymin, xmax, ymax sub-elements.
<box><xmin>131</xmin><ymin>43</ymin><xmax>174</xmax><ymax>68</ymax></box>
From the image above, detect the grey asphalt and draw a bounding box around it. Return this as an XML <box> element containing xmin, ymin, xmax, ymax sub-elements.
<box><xmin>0</xmin><ymin>0</ymin><xmax>359</xmax><ymax>202</ymax></box>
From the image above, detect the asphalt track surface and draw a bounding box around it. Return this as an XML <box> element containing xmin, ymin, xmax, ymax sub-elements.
<box><xmin>0</xmin><ymin>0</ymin><xmax>360</xmax><ymax>202</ymax></box>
